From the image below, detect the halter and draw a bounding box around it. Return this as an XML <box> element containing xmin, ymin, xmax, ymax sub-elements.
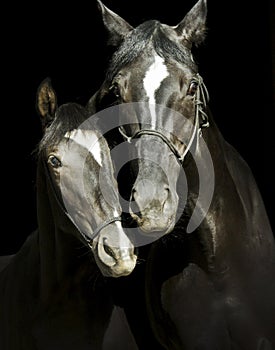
<box><xmin>119</xmin><ymin>73</ymin><xmax>209</xmax><ymax>164</ymax></box>
<box><xmin>42</xmin><ymin>158</ymin><xmax>122</xmax><ymax>245</ymax></box>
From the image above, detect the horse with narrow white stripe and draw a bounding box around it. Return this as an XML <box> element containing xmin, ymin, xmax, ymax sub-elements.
<box><xmin>88</xmin><ymin>1</ymin><xmax>275</xmax><ymax>349</ymax></box>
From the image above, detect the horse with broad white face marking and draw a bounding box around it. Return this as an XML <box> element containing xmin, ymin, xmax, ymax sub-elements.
<box><xmin>88</xmin><ymin>0</ymin><xmax>275</xmax><ymax>349</ymax></box>
<box><xmin>0</xmin><ymin>79</ymin><xmax>138</xmax><ymax>349</ymax></box>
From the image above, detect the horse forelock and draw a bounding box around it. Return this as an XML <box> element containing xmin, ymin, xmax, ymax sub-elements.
<box><xmin>38</xmin><ymin>103</ymin><xmax>93</xmax><ymax>155</ymax></box>
<box><xmin>106</xmin><ymin>20</ymin><xmax>197</xmax><ymax>84</ymax></box>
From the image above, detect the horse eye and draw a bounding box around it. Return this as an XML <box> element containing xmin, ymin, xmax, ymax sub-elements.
<box><xmin>187</xmin><ymin>81</ymin><xmax>198</xmax><ymax>96</ymax></box>
<box><xmin>48</xmin><ymin>155</ymin><xmax>62</xmax><ymax>168</ymax></box>
<box><xmin>110</xmin><ymin>83</ymin><xmax>121</xmax><ymax>98</ymax></box>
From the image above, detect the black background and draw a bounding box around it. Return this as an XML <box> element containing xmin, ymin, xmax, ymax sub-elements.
<box><xmin>1</xmin><ymin>0</ymin><xmax>274</xmax><ymax>254</ymax></box>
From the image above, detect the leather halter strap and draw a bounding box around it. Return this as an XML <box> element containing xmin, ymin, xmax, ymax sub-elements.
<box><xmin>119</xmin><ymin>73</ymin><xmax>209</xmax><ymax>165</ymax></box>
<box><xmin>42</xmin><ymin>158</ymin><xmax>122</xmax><ymax>245</ymax></box>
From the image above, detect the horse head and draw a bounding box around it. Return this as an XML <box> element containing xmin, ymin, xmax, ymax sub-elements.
<box><xmin>93</xmin><ymin>0</ymin><xmax>209</xmax><ymax>235</ymax></box>
<box><xmin>36</xmin><ymin>78</ymin><xmax>137</xmax><ymax>277</ymax></box>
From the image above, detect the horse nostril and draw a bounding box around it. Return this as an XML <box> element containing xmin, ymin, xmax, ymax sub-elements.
<box><xmin>131</xmin><ymin>187</ymin><xmax>137</xmax><ymax>198</ymax></box>
<box><xmin>164</xmin><ymin>186</ymin><xmax>170</xmax><ymax>197</ymax></box>
<box><xmin>103</xmin><ymin>239</ymin><xmax>116</xmax><ymax>260</ymax></box>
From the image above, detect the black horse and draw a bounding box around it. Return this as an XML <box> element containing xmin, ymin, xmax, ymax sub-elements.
<box><xmin>88</xmin><ymin>0</ymin><xmax>275</xmax><ymax>349</ymax></box>
<box><xmin>0</xmin><ymin>79</ymin><xmax>139</xmax><ymax>349</ymax></box>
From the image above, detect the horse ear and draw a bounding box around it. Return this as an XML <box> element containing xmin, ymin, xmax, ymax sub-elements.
<box><xmin>36</xmin><ymin>78</ymin><xmax>57</xmax><ymax>130</ymax></box>
<box><xmin>97</xmin><ymin>0</ymin><xmax>133</xmax><ymax>46</ymax></box>
<box><xmin>175</xmin><ymin>0</ymin><xmax>207</xmax><ymax>47</ymax></box>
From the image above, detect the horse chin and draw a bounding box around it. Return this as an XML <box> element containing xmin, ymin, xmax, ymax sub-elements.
<box><xmin>98</xmin><ymin>257</ymin><xmax>137</xmax><ymax>278</ymax></box>
<box><xmin>137</xmin><ymin>216</ymin><xmax>176</xmax><ymax>236</ymax></box>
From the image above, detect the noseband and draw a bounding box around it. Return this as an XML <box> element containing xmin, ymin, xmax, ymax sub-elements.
<box><xmin>119</xmin><ymin>74</ymin><xmax>209</xmax><ymax>165</ymax></box>
<box><xmin>43</xmin><ymin>159</ymin><xmax>122</xmax><ymax>245</ymax></box>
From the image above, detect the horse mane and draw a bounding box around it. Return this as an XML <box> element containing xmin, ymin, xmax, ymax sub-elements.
<box><xmin>38</xmin><ymin>103</ymin><xmax>91</xmax><ymax>155</ymax></box>
<box><xmin>106</xmin><ymin>20</ymin><xmax>197</xmax><ymax>83</ymax></box>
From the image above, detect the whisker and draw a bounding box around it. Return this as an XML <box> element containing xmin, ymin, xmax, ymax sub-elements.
<box><xmin>75</xmin><ymin>243</ymin><xmax>89</xmax><ymax>250</ymax></box>
<box><xmin>136</xmin><ymin>257</ymin><xmax>146</xmax><ymax>265</ymax></box>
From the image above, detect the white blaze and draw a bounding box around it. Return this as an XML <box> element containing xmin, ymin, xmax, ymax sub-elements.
<box><xmin>143</xmin><ymin>55</ymin><xmax>169</xmax><ymax>128</ymax></box>
<box><xmin>65</xmin><ymin>130</ymin><xmax>102</xmax><ymax>166</ymax></box>
<box><xmin>113</xmin><ymin>209</ymin><xmax>123</xmax><ymax>231</ymax></box>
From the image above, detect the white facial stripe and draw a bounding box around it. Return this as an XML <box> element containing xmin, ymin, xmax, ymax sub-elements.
<box><xmin>113</xmin><ymin>209</ymin><xmax>120</xmax><ymax>217</ymax></box>
<box><xmin>113</xmin><ymin>209</ymin><xmax>122</xmax><ymax>229</ymax></box>
<box><xmin>143</xmin><ymin>55</ymin><xmax>169</xmax><ymax>128</ymax></box>
<box><xmin>65</xmin><ymin>130</ymin><xmax>102</xmax><ymax>166</ymax></box>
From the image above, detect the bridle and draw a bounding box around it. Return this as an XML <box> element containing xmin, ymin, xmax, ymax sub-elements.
<box><xmin>42</xmin><ymin>157</ymin><xmax>122</xmax><ymax>246</ymax></box>
<box><xmin>41</xmin><ymin>74</ymin><xmax>208</xmax><ymax>244</ymax></box>
<box><xmin>119</xmin><ymin>73</ymin><xmax>209</xmax><ymax>165</ymax></box>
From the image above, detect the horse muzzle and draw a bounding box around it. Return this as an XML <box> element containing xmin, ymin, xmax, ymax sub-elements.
<box><xmin>94</xmin><ymin>226</ymin><xmax>137</xmax><ymax>278</ymax></box>
<box><xmin>130</xmin><ymin>179</ymin><xmax>178</xmax><ymax>234</ymax></box>
<box><xmin>131</xmin><ymin>210</ymin><xmax>176</xmax><ymax>234</ymax></box>
<box><xmin>97</xmin><ymin>244</ymin><xmax>137</xmax><ymax>277</ymax></box>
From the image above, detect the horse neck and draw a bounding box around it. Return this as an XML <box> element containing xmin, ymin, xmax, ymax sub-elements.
<box><xmin>184</xmin><ymin>113</ymin><xmax>274</xmax><ymax>272</ymax></box>
<box><xmin>36</xmin><ymin>160</ymin><xmax>89</xmax><ymax>300</ymax></box>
